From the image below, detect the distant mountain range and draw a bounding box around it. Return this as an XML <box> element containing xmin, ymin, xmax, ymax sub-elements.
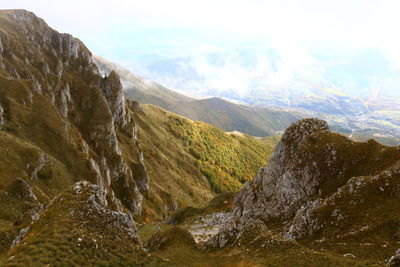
<box><xmin>94</xmin><ymin>56</ymin><xmax>303</xmax><ymax>137</ymax></box>
<box><xmin>94</xmin><ymin>56</ymin><xmax>400</xmax><ymax>145</ymax></box>
<box><xmin>2</xmin><ymin>10</ymin><xmax>400</xmax><ymax>266</ymax></box>
<box><xmin>123</xmin><ymin>47</ymin><xmax>400</xmax><ymax>100</ymax></box>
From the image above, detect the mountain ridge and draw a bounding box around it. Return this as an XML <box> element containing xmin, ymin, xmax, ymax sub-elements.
<box><xmin>95</xmin><ymin>55</ymin><xmax>400</xmax><ymax>144</ymax></box>
<box><xmin>0</xmin><ymin>10</ymin><xmax>278</xmax><ymax>265</ymax></box>
<box><xmin>1</xmin><ymin>8</ymin><xmax>400</xmax><ymax>266</ymax></box>
<box><xmin>94</xmin><ymin>55</ymin><xmax>304</xmax><ymax>137</ymax></box>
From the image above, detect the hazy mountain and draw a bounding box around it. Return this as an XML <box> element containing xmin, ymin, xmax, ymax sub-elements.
<box><xmin>95</xmin><ymin>55</ymin><xmax>400</xmax><ymax>144</ymax></box>
<box><xmin>126</xmin><ymin>46</ymin><xmax>400</xmax><ymax>110</ymax></box>
<box><xmin>94</xmin><ymin>55</ymin><xmax>304</xmax><ymax>137</ymax></box>
<box><xmin>122</xmin><ymin>46</ymin><xmax>400</xmax><ymax>139</ymax></box>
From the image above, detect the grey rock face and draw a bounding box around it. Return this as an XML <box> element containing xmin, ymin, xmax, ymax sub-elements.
<box><xmin>10</xmin><ymin>9</ymin><xmax>37</xmax><ymax>23</ymax></box>
<box><xmin>0</xmin><ymin>103</ymin><xmax>4</xmax><ymax>127</ymax></box>
<box><xmin>388</xmin><ymin>249</ymin><xmax>400</xmax><ymax>266</ymax></box>
<box><xmin>208</xmin><ymin>118</ymin><xmax>400</xmax><ymax>249</ymax></box>
<box><xmin>284</xmin><ymin>199</ymin><xmax>323</xmax><ymax>239</ymax></box>
<box><xmin>207</xmin><ymin>119</ymin><xmax>331</xmax><ymax>248</ymax></box>
<box><xmin>233</xmin><ymin>118</ymin><xmax>329</xmax><ymax>222</ymax></box>
<box><xmin>0</xmin><ymin>10</ymin><xmax>149</xmax><ymax>217</ymax></box>
<box><xmin>72</xmin><ymin>181</ymin><xmax>141</xmax><ymax>241</ymax></box>
<box><xmin>100</xmin><ymin>71</ymin><xmax>127</xmax><ymax>128</ymax></box>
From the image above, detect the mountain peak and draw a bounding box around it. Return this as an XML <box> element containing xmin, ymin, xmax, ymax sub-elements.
<box><xmin>281</xmin><ymin>118</ymin><xmax>329</xmax><ymax>148</ymax></box>
<box><xmin>2</xmin><ymin>9</ymin><xmax>47</xmax><ymax>28</ymax></box>
<box><xmin>207</xmin><ymin>118</ymin><xmax>400</xmax><ymax>248</ymax></box>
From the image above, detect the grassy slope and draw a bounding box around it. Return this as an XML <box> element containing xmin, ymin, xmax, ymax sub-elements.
<box><xmin>130</xmin><ymin>104</ymin><xmax>276</xmax><ymax>220</ymax></box>
<box><xmin>171</xmin><ymin>97</ymin><xmax>300</xmax><ymax>137</ymax></box>
<box><xmin>126</xmin><ymin>88</ymin><xmax>301</xmax><ymax>137</ymax></box>
<box><xmin>135</xmin><ymin>131</ymin><xmax>400</xmax><ymax>266</ymax></box>
<box><xmin>0</xmin><ymin>183</ymin><xmax>160</xmax><ymax>266</ymax></box>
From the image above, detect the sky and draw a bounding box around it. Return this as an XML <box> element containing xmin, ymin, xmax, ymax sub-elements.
<box><xmin>2</xmin><ymin>0</ymin><xmax>400</xmax><ymax>99</ymax></box>
<box><xmin>3</xmin><ymin>0</ymin><xmax>400</xmax><ymax>54</ymax></box>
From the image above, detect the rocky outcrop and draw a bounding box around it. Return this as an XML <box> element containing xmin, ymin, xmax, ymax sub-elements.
<box><xmin>0</xmin><ymin>103</ymin><xmax>4</xmax><ymax>128</ymax></box>
<box><xmin>388</xmin><ymin>249</ymin><xmax>400</xmax><ymax>266</ymax></box>
<box><xmin>4</xmin><ymin>181</ymin><xmax>160</xmax><ymax>266</ymax></box>
<box><xmin>208</xmin><ymin>118</ymin><xmax>400</xmax><ymax>248</ymax></box>
<box><xmin>232</xmin><ymin>118</ymin><xmax>330</xmax><ymax>222</ymax></box>
<box><xmin>283</xmin><ymin>199</ymin><xmax>323</xmax><ymax>239</ymax></box>
<box><xmin>0</xmin><ymin>9</ymin><xmax>149</xmax><ymax>217</ymax></box>
<box><xmin>71</xmin><ymin>181</ymin><xmax>141</xmax><ymax>241</ymax></box>
<box><xmin>100</xmin><ymin>71</ymin><xmax>127</xmax><ymax>128</ymax></box>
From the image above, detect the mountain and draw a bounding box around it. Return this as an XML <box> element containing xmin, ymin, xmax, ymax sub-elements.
<box><xmin>204</xmin><ymin>118</ymin><xmax>400</xmax><ymax>265</ymax></box>
<box><xmin>118</xmin><ymin>46</ymin><xmax>400</xmax><ymax>140</ymax></box>
<box><xmin>129</xmin><ymin>119</ymin><xmax>400</xmax><ymax>266</ymax></box>
<box><xmin>130</xmin><ymin>103</ymin><xmax>276</xmax><ymax>220</ymax></box>
<box><xmin>94</xmin><ymin>55</ymin><xmax>304</xmax><ymax>137</ymax></box>
<box><xmin>0</xmin><ymin>9</ymin><xmax>151</xmax><ymax>262</ymax></box>
<box><xmin>0</xmin><ymin>9</ymin><xmax>278</xmax><ymax>265</ymax></box>
<box><xmin>93</xmin><ymin>55</ymin><xmax>193</xmax><ymax>110</ymax></box>
<box><xmin>95</xmin><ymin>55</ymin><xmax>400</xmax><ymax>145</ymax></box>
<box><xmin>123</xmin><ymin>45</ymin><xmax>400</xmax><ymax>111</ymax></box>
<box><xmin>133</xmin><ymin>119</ymin><xmax>400</xmax><ymax>266</ymax></box>
<box><xmin>2</xmin><ymin>8</ymin><xmax>400</xmax><ymax>267</ymax></box>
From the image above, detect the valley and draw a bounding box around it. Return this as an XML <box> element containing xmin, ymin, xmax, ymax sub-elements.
<box><xmin>0</xmin><ymin>8</ymin><xmax>399</xmax><ymax>267</ymax></box>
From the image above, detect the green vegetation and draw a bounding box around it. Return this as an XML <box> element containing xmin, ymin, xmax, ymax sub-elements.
<box><xmin>165</xmin><ymin>110</ymin><xmax>274</xmax><ymax>192</ymax></box>
<box><xmin>3</xmin><ymin>9</ymin><xmax>398</xmax><ymax>267</ymax></box>
<box><xmin>135</xmin><ymin>104</ymin><xmax>275</xmax><ymax>196</ymax></box>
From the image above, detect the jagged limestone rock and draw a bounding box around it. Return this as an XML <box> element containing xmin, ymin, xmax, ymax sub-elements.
<box><xmin>0</xmin><ymin>103</ymin><xmax>4</xmax><ymax>127</ymax></box>
<box><xmin>284</xmin><ymin>199</ymin><xmax>323</xmax><ymax>240</ymax></box>
<box><xmin>100</xmin><ymin>71</ymin><xmax>127</xmax><ymax>128</ymax></box>
<box><xmin>71</xmin><ymin>181</ymin><xmax>140</xmax><ymax>241</ymax></box>
<box><xmin>389</xmin><ymin>249</ymin><xmax>400</xmax><ymax>266</ymax></box>
<box><xmin>0</xmin><ymin>9</ymin><xmax>149</xmax><ymax>217</ymax></box>
<box><xmin>207</xmin><ymin>118</ymin><xmax>400</xmax><ymax>248</ymax></box>
<box><xmin>233</xmin><ymin>118</ymin><xmax>329</xmax><ymax>222</ymax></box>
<box><xmin>3</xmin><ymin>181</ymin><xmax>161</xmax><ymax>266</ymax></box>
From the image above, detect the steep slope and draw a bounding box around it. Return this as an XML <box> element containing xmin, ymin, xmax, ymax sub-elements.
<box><xmin>130</xmin><ymin>104</ymin><xmax>276</xmax><ymax>220</ymax></box>
<box><xmin>206</xmin><ymin>118</ymin><xmax>400</xmax><ymax>265</ymax></box>
<box><xmin>0</xmin><ymin>9</ymin><xmax>147</xmax><ymax>213</ymax></box>
<box><xmin>94</xmin><ymin>55</ymin><xmax>192</xmax><ymax>110</ymax></box>
<box><xmin>0</xmin><ymin>9</ymin><xmax>151</xmax><ymax>264</ymax></box>
<box><xmin>94</xmin><ymin>55</ymin><xmax>303</xmax><ymax>137</ymax></box>
<box><xmin>0</xmin><ymin>10</ymin><xmax>279</xmax><ymax>265</ymax></box>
